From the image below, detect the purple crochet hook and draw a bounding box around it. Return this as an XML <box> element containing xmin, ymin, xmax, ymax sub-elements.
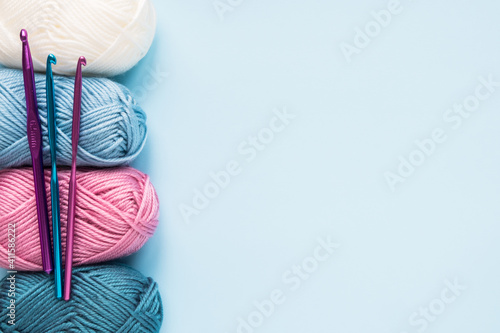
<box><xmin>20</xmin><ymin>29</ymin><xmax>53</xmax><ymax>274</ymax></box>
<box><xmin>63</xmin><ymin>56</ymin><xmax>86</xmax><ymax>301</ymax></box>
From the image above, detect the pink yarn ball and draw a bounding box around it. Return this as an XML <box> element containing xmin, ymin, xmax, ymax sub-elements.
<box><xmin>0</xmin><ymin>167</ymin><xmax>159</xmax><ymax>271</ymax></box>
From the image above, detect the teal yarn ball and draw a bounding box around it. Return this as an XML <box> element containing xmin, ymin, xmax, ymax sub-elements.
<box><xmin>0</xmin><ymin>68</ymin><xmax>147</xmax><ymax>168</ymax></box>
<box><xmin>0</xmin><ymin>264</ymin><xmax>163</xmax><ymax>332</ymax></box>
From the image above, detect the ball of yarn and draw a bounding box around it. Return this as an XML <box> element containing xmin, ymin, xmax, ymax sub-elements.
<box><xmin>0</xmin><ymin>68</ymin><xmax>147</xmax><ymax>168</ymax></box>
<box><xmin>0</xmin><ymin>167</ymin><xmax>159</xmax><ymax>271</ymax></box>
<box><xmin>0</xmin><ymin>0</ymin><xmax>156</xmax><ymax>76</ymax></box>
<box><xmin>0</xmin><ymin>264</ymin><xmax>163</xmax><ymax>332</ymax></box>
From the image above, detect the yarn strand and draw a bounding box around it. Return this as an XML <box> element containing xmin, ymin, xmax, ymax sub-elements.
<box><xmin>0</xmin><ymin>0</ymin><xmax>156</xmax><ymax>76</ymax></box>
<box><xmin>0</xmin><ymin>167</ymin><xmax>160</xmax><ymax>271</ymax></box>
<box><xmin>0</xmin><ymin>264</ymin><xmax>163</xmax><ymax>332</ymax></box>
<box><xmin>0</xmin><ymin>68</ymin><xmax>147</xmax><ymax>168</ymax></box>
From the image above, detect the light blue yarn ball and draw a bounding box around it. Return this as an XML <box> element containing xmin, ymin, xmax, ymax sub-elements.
<box><xmin>0</xmin><ymin>69</ymin><xmax>147</xmax><ymax>168</ymax></box>
<box><xmin>0</xmin><ymin>264</ymin><xmax>163</xmax><ymax>332</ymax></box>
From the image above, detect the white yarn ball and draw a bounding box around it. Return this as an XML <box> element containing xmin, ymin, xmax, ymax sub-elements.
<box><xmin>0</xmin><ymin>0</ymin><xmax>156</xmax><ymax>77</ymax></box>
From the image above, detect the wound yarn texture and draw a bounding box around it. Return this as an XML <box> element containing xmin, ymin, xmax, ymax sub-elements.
<box><xmin>0</xmin><ymin>264</ymin><xmax>163</xmax><ymax>333</ymax></box>
<box><xmin>0</xmin><ymin>167</ymin><xmax>159</xmax><ymax>271</ymax></box>
<box><xmin>0</xmin><ymin>0</ymin><xmax>156</xmax><ymax>76</ymax></box>
<box><xmin>0</xmin><ymin>68</ymin><xmax>147</xmax><ymax>168</ymax></box>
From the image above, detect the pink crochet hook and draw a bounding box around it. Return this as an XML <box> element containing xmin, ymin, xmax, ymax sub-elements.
<box><xmin>64</xmin><ymin>56</ymin><xmax>86</xmax><ymax>301</ymax></box>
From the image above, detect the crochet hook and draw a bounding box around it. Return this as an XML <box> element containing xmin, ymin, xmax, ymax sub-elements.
<box><xmin>46</xmin><ymin>54</ymin><xmax>63</xmax><ymax>298</ymax></box>
<box><xmin>20</xmin><ymin>29</ymin><xmax>53</xmax><ymax>274</ymax></box>
<box><xmin>64</xmin><ymin>56</ymin><xmax>86</xmax><ymax>301</ymax></box>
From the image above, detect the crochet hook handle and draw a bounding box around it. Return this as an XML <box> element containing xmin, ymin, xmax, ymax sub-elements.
<box><xmin>64</xmin><ymin>56</ymin><xmax>86</xmax><ymax>301</ymax></box>
<box><xmin>20</xmin><ymin>29</ymin><xmax>53</xmax><ymax>274</ymax></box>
<box><xmin>47</xmin><ymin>54</ymin><xmax>63</xmax><ymax>298</ymax></box>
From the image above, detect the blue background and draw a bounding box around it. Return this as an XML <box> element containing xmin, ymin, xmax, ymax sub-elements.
<box><xmin>3</xmin><ymin>0</ymin><xmax>500</xmax><ymax>332</ymax></box>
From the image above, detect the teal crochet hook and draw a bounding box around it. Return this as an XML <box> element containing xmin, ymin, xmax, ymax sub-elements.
<box><xmin>46</xmin><ymin>54</ymin><xmax>63</xmax><ymax>299</ymax></box>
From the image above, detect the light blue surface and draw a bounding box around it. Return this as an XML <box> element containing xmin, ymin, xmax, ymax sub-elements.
<box><xmin>3</xmin><ymin>0</ymin><xmax>500</xmax><ymax>332</ymax></box>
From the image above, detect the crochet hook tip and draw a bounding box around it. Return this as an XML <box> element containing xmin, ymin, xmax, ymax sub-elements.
<box><xmin>20</xmin><ymin>29</ymin><xmax>28</xmax><ymax>43</ymax></box>
<box><xmin>48</xmin><ymin>54</ymin><xmax>57</xmax><ymax>65</ymax></box>
<box><xmin>79</xmin><ymin>56</ymin><xmax>87</xmax><ymax>67</ymax></box>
